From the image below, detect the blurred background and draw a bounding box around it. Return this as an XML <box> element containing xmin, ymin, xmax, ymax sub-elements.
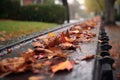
<box><xmin>0</xmin><ymin>0</ymin><xmax>120</xmax><ymax>41</ymax></box>
<box><xmin>1</xmin><ymin>0</ymin><xmax>120</xmax><ymax>24</ymax></box>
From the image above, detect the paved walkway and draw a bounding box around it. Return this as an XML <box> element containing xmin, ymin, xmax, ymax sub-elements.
<box><xmin>105</xmin><ymin>25</ymin><xmax>120</xmax><ymax>80</ymax></box>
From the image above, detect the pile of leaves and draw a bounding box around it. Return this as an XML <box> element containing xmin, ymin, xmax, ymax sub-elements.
<box><xmin>0</xmin><ymin>18</ymin><xmax>99</xmax><ymax>78</ymax></box>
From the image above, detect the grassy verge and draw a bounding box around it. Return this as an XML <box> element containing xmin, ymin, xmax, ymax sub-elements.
<box><xmin>0</xmin><ymin>20</ymin><xmax>58</xmax><ymax>41</ymax></box>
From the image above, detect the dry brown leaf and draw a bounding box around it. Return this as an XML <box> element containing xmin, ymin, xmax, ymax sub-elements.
<box><xmin>55</xmin><ymin>53</ymin><xmax>68</xmax><ymax>58</ymax></box>
<box><xmin>70</xmin><ymin>30</ymin><xmax>80</xmax><ymax>34</ymax></box>
<box><xmin>77</xmin><ymin>54</ymin><xmax>94</xmax><ymax>60</ymax></box>
<box><xmin>59</xmin><ymin>42</ymin><xmax>76</xmax><ymax>50</ymax></box>
<box><xmin>65</xmin><ymin>30</ymin><xmax>70</xmax><ymax>38</ymax></box>
<box><xmin>47</xmin><ymin>47</ymin><xmax>67</xmax><ymax>59</ymax></box>
<box><xmin>34</xmin><ymin>48</ymin><xmax>53</xmax><ymax>54</ymax></box>
<box><xmin>47</xmin><ymin>39</ymin><xmax>56</xmax><ymax>47</ymax></box>
<box><xmin>33</xmin><ymin>63</ymin><xmax>42</xmax><ymax>69</ymax></box>
<box><xmin>42</xmin><ymin>61</ymin><xmax>52</xmax><ymax>66</ymax></box>
<box><xmin>61</xmin><ymin>32</ymin><xmax>66</xmax><ymax>43</ymax></box>
<box><xmin>48</xmin><ymin>47</ymin><xmax>62</xmax><ymax>54</ymax></box>
<box><xmin>51</xmin><ymin>60</ymin><xmax>74</xmax><ymax>73</ymax></box>
<box><xmin>46</xmin><ymin>37</ymin><xmax>60</xmax><ymax>48</ymax></box>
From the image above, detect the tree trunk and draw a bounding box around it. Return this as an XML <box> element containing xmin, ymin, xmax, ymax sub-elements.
<box><xmin>104</xmin><ymin>0</ymin><xmax>116</xmax><ymax>25</ymax></box>
<box><xmin>61</xmin><ymin>0</ymin><xmax>70</xmax><ymax>23</ymax></box>
<box><xmin>119</xmin><ymin>4</ymin><xmax>120</xmax><ymax>14</ymax></box>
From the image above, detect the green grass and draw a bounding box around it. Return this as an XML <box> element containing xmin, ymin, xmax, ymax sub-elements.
<box><xmin>0</xmin><ymin>20</ymin><xmax>58</xmax><ymax>40</ymax></box>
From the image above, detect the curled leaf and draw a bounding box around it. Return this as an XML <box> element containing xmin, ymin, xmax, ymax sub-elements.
<box><xmin>65</xmin><ymin>37</ymin><xmax>72</xmax><ymax>42</ymax></box>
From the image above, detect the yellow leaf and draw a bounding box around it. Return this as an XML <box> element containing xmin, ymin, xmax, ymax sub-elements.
<box><xmin>48</xmin><ymin>32</ymin><xmax>55</xmax><ymax>38</ymax></box>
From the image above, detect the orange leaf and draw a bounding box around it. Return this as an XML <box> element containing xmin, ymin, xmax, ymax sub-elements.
<box><xmin>61</xmin><ymin>32</ymin><xmax>66</xmax><ymax>43</ymax></box>
<box><xmin>48</xmin><ymin>32</ymin><xmax>55</xmax><ymax>38</ymax></box>
<box><xmin>65</xmin><ymin>37</ymin><xmax>71</xmax><ymax>42</ymax></box>
<box><xmin>51</xmin><ymin>60</ymin><xmax>74</xmax><ymax>73</ymax></box>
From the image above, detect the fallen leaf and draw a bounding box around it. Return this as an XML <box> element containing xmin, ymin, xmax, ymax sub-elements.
<box><xmin>65</xmin><ymin>30</ymin><xmax>70</xmax><ymax>38</ymax></box>
<box><xmin>33</xmin><ymin>63</ymin><xmax>42</xmax><ymax>69</ymax></box>
<box><xmin>42</xmin><ymin>61</ymin><xmax>52</xmax><ymax>66</ymax></box>
<box><xmin>48</xmin><ymin>32</ymin><xmax>55</xmax><ymax>38</ymax></box>
<box><xmin>27</xmin><ymin>48</ymin><xmax>33</xmax><ymax>52</ymax></box>
<box><xmin>28</xmin><ymin>76</ymin><xmax>44</xmax><ymax>80</ymax></box>
<box><xmin>47</xmin><ymin>39</ymin><xmax>56</xmax><ymax>47</ymax></box>
<box><xmin>70</xmin><ymin>30</ymin><xmax>80</xmax><ymax>34</ymax></box>
<box><xmin>61</xmin><ymin>32</ymin><xmax>66</xmax><ymax>43</ymax></box>
<box><xmin>47</xmin><ymin>47</ymin><xmax>67</xmax><ymax>59</ymax></box>
<box><xmin>59</xmin><ymin>42</ymin><xmax>77</xmax><ymax>50</ymax></box>
<box><xmin>65</xmin><ymin>37</ymin><xmax>72</xmax><ymax>42</ymax></box>
<box><xmin>51</xmin><ymin>60</ymin><xmax>74</xmax><ymax>73</ymax></box>
<box><xmin>48</xmin><ymin>47</ymin><xmax>62</xmax><ymax>54</ymax></box>
<box><xmin>34</xmin><ymin>48</ymin><xmax>53</xmax><ymax>54</ymax></box>
<box><xmin>46</xmin><ymin>37</ymin><xmax>60</xmax><ymax>48</ymax></box>
<box><xmin>55</xmin><ymin>53</ymin><xmax>68</xmax><ymax>58</ymax></box>
<box><xmin>98</xmin><ymin>40</ymin><xmax>102</xmax><ymax>43</ymax></box>
<box><xmin>32</xmin><ymin>41</ymin><xmax>44</xmax><ymax>48</ymax></box>
<box><xmin>77</xmin><ymin>54</ymin><xmax>94</xmax><ymax>60</ymax></box>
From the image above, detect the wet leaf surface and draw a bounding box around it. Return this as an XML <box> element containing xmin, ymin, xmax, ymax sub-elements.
<box><xmin>51</xmin><ymin>60</ymin><xmax>74</xmax><ymax>73</ymax></box>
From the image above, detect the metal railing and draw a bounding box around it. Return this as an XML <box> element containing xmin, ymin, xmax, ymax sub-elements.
<box><xmin>98</xmin><ymin>22</ymin><xmax>114</xmax><ymax>80</ymax></box>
